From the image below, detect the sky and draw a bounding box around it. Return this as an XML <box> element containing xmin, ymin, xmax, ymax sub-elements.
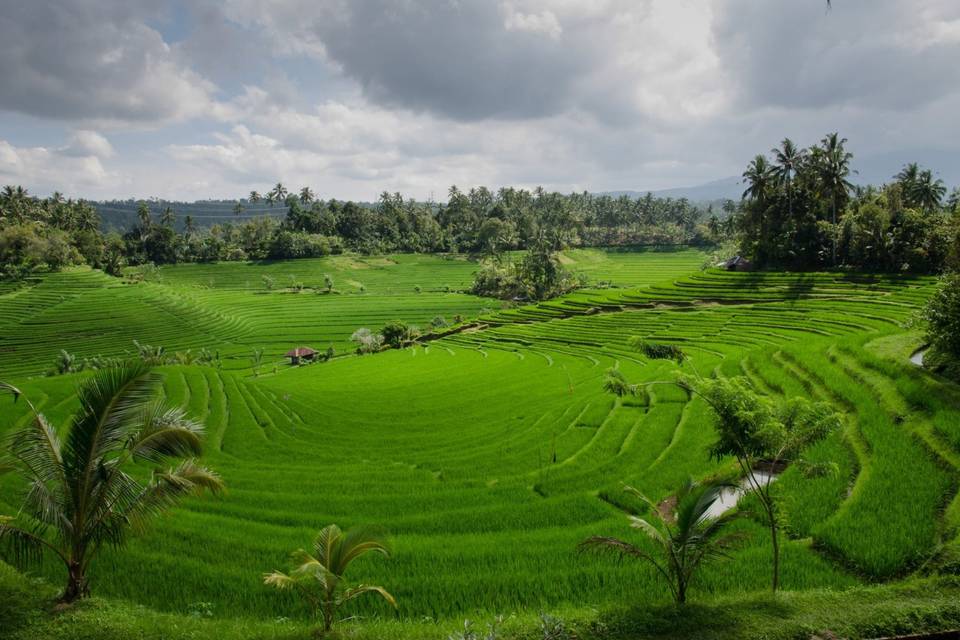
<box><xmin>0</xmin><ymin>0</ymin><xmax>959</xmax><ymax>202</ymax></box>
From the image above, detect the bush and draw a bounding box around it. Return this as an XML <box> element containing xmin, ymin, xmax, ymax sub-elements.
<box><xmin>924</xmin><ymin>273</ymin><xmax>960</xmax><ymax>379</ymax></box>
<box><xmin>381</xmin><ymin>320</ymin><xmax>419</xmax><ymax>348</ymax></box>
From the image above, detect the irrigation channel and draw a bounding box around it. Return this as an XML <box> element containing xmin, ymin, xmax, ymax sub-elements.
<box><xmin>704</xmin><ymin>470</ymin><xmax>778</xmax><ymax>520</ymax></box>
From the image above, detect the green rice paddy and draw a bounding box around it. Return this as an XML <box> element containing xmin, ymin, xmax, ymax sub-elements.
<box><xmin>2</xmin><ymin>247</ymin><xmax>958</xmax><ymax>626</ymax></box>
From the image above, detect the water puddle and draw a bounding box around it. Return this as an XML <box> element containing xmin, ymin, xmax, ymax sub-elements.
<box><xmin>703</xmin><ymin>470</ymin><xmax>778</xmax><ymax>520</ymax></box>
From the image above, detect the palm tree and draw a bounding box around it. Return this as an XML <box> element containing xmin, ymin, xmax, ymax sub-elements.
<box><xmin>0</xmin><ymin>365</ymin><xmax>223</xmax><ymax>602</ymax></box>
<box><xmin>264</xmin><ymin>524</ymin><xmax>396</xmax><ymax>633</ymax></box>
<box><xmin>742</xmin><ymin>155</ymin><xmax>774</xmax><ymax>202</ymax></box>
<box><xmin>818</xmin><ymin>133</ymin><xmax>855</xmax><ymax>266</ymax></box>
<box><xmin>249</xmin><ymin>191</ymin><xmax>261</xmax><ymax>204</ymax></box>
<box><xmin>580</xmin><ymin>480</ymin><xmax>740</xmax><ymax>605</ymax></box>
<box><xmin>914</xmin><ymin>169</ymin><xmax>946</xmax><ymax>213</ymax></box>
<box><xmin>233</xmin><ymin>202</ymin><xmax>244</xmax><ymax>217</ymax></box>
<box><xmin>772</xmin><ymin>139</ymin><xmax>804</xmax><ymax>219</ymax></box>
<box><xmin>270</xmin><ymin>182</ymin><xmax>288</xmax><ymax>205</ymax></box>
<box><xmin>299</xmin><ymin>187</ymin><xmax>315</xmax><ymax>204</ymax></box>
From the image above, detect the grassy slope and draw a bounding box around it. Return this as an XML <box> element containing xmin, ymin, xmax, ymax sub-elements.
<box><xmin>4</xmin><ymin>563</ymin><xmax>960</xmax><ymax>640</ymax></box>
<box><xmin>3</xmin><ymin>248</ymin><xmax>960</xmax><ymax>637</ymax></box>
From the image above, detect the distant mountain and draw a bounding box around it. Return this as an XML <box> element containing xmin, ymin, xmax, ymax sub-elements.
<box><xmin>601</xmin><ymin>148</ymin><xmax>959</xmax><ymax>206</ymax></box>
<box><xmin>599</xmin><ymin>176</ymin><xmax>743</xmax><ymax>204</ymax></box>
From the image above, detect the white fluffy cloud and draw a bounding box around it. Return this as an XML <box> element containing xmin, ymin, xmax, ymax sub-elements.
<box><xmin>0</xmin><ymin>137</ymin><xmax>116</xmax><ymax>194</ymax></box>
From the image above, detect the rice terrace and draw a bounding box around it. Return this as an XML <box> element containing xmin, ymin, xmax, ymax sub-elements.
<box><xmin>3</xmin><ymin>2</ymin><xmax>960</xmax><ymax>640</ymax></box>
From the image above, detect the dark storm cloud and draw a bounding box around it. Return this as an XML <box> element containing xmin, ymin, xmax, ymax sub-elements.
<box><xmin>713</xmin><ymin>0</ymin><xmax>960</xmax><ymax>111</ymax></box>
<box><xmin>0</xmin><ymin>0</ymin><xmax>215</xmax><ymax>123</ymax></box>
<box><xmin>305</xmin><ymin>1</ymin><xmax>596</xmax><ymax>121</ymax></box>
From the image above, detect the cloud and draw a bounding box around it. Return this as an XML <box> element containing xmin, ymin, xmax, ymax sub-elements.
<box><xmin>62</xmin><ymin>131</ymin><xmax>115</xmax><ymax>159</ymax></box>
<box><xmin>0</xmin><ymin>138</ymin><xmax>115</xmax><ymax>194</ymax></box>
<box><xmin>4</xmin><ymin>0</ymin><xmax>960</xmax><ymax>201</ymax></box>
<box><xmin>712</xmin><ymin>0</ymin><xmax>960</xmax><ymax>111</ymax></box>
<box><xmin>502</xmin><ymin>4</ymin><xmax>563</xmax><ymax>39</ymax></box>
<box><xmin>0</xmin><ymin>0</ymin><xmax>219</xmax><ymax>125</ymax></box>
<box><xmin>220</xmin><ymin>0</ymin><xmax>723</xmax><ymax>124</ymax></box>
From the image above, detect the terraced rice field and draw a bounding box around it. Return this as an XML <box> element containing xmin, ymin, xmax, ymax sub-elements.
<box><xmin>2</xmin><ymin>248</ymin><xmax>959</xmax><ymax>625</ymax></box>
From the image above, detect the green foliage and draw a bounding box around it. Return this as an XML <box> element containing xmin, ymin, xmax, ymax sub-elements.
<box><xmin>691</xmin><ymin>376</ymin><xmax>841</xmax><ymax>591</ymax></box>
<box><xmin>0</xmin><ymin>365</ymin><xmax>223</xmax><ymax>601</ymax></box>
<box><xmin>471</xmin><ymin>247</ymin><xmax>582</xmax><ymax>301</ymax></box>
<box><xmin>581</xmin><ymin>480</ymin><xmax>741</xmax><ymax>604</ymax></box>
<box><xmin>263</xmin><ymin>524</ymin><xmax>396</xmax><ymax>632</ymax></box>
<box><xmin>923</xmin><ymin>273</ymin><xmax>960</xmax><ymax>378</ymax></box>
<box><xmin>631</xmin><ymin>339</ymin><xmax>686</xmax><ymax>363</ymax></box>
<box><xmin>381</xmin><ymin>320</ymin><xmax>419</xmax><ymax>348</ymax></box>
<box><xmin>602</xmin><ymin>368</ymin><xmax>637</xmax><ymax>397</ymax></box>
<box><xmin>0</xmin><ymin>253</ymin><xmax>953</xmax><ymax>626</ymax></box>
<box><xmin>736</xmin><ymin>135</ymin><xmax>954</xmax><ymax>272</ymax></box>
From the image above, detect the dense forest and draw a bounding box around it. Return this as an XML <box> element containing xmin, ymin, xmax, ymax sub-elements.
<box><xmin>1</xmin><ymin>134</ymin><xmax>958</xmax><ymax>283</ymax></box>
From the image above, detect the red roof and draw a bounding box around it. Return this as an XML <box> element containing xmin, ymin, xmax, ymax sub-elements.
<box><xmin>285</xmin><ymin>347</ymin><xmax>317</xmax><ymax>357</ymax></box>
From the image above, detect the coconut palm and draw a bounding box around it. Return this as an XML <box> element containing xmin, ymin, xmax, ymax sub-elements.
<box><xmin>0</xmin><ymin>365</ymin><xmax>223</xmax><ymax>602</ymax></box>
<box><xmin>233</xmin><ymin>202</ymin><xmax>244</xmax><ymax>217</ymax></box>
<box><xmin>818</xmin><ymin>133</ymin><xmax>855</xmax><ymax>265</ymax></box>
<box><xmin>264</xmin><ymin>524</ymin><xmax>396</xmax><ymax>633</ymax></box>
<box><xmin>580</xmin><ymin>480</ymin><xmax>740</xmax><ymax>605</ymax></box>
<box><xmin>914</xmin><ymin>169</ymin><xmax>946</xmax><ymax>213</ymax></box>
<box><xmin>742</xmin><ymin>155</ymin><xmax>775</xmax><ymax>202</ymax></box>
<box><xmin>299</xmin><ymin>187</ymin><xmax>315</xmax><ymax>204</ymax></box>
<box><xmin>772</xmin><ymin>138</ymin><xmax>804</xmax><ymax>219</ymax></box>
<box><xmin>270</xmin><ymin>182</ymin><xmax>288</xmax><ymax>204</ymax></box>
<box><xmin>249</xmin><ymin>191</ymin><xmax>262</xmax><ymax>204</ymax></box>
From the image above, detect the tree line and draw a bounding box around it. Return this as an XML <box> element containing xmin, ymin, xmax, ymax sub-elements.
<box><xmin>0</xmin><ymin>183</ymin><xmax>719</xmax><ymax>282</ymax></box>
<box><xmin>735</xmin><ymin>134</ymin><xmax>960</xmax><ymax>272</ymax></box>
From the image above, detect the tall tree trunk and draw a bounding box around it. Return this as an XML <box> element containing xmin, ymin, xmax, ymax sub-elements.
<box><xmin>767</xmin><ymin>501</ymin><xmax>780</xmax><ymax>593</ymax></box>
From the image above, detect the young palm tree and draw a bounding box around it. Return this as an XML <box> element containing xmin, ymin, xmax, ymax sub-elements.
<box><xmin>580</xmin><ymin>480</ymin><xmax>739</xmax><ymax>605</ymax></box>
<box><xmin>0</xmin><ymin>365</ymin><xmax>223</xmax><ymax>602</ymax></box>
<box><xmin>264</xmin><ymin>524</ymin><xmax>397</xmax><ymax>633</ymax></box>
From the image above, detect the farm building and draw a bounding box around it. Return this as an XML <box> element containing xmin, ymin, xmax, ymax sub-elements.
<box><xmin>285</xmin><ymin>346</ymin><xmax>317</xmax><ymax>364</ymax></box>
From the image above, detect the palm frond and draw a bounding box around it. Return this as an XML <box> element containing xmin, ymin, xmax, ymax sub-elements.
<box><xmin>335</xmin><ymin>526</ymin><xmax>391</xmax><ymax>572</ymax></box>
<box><xmin>126</xmin><ymin>402</ymin><xmax>204</xmax><ymax>464</ymax></box>
<box><xmin>127</xmin><ymin>460</ymin><xmax>223</xmax><ymax>531</ymax></box>
<box><xmin>578</xmin><ymin>536</ymin><xmax>649</xmax><ymax>560</ymax></box>
<box><xmin>0</xmin><ymin>381</ymin><xmax>22</xmax><ymax>402</ymax></box>
<box><xmin>263</xmin><ymin>570</ymin><xmax>297</xmax><ymax>589</ymax></box>
<box><xmin>64</xmin><ymin>363</ymin><xmax>158</xmax><ymax>488</ymax></box>
<box><xmin>0</xmin><ymin>517</ymin><xmax>64</xmax><ymax>566</ymax></box>
<box><xmin>628</xmin><ymin>516</ymin><xmax>667</xmax><ymax>546</ymax></box>
<box><xmin>313</xmin><ymin>524</ymin><xmax>343</xmax><ymax>572</ymax></box>
<box><xmin>7</xmin><ymin>412</ymin><xmax>65</xmax><ymax>487</ymax></box>
<box><xmin>340</xmin><ymin>584</ymin><xmax>397</xmax><ymax>609</ymax></box>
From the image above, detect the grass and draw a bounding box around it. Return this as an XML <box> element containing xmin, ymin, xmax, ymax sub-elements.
<box><xmin>1</xmin><ymin>247</ymin><xmax>959</xmax><ymax>637</ymax></box>
<box><xmin>4</xmin><ymin>562</ymin><xmax>960</xmax><ymax>640</ymax></box>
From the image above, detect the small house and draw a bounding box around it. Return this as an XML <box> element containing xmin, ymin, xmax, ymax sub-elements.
<box><xmin>285</xmin><ymin>346</ymin><xmax>317</xmax><ymax>365</ymax></box>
